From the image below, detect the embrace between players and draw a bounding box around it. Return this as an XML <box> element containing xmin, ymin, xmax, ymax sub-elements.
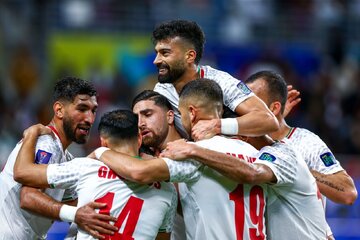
<box><xmin>1</xmin><ymin>20</ymin><xmax>357</xmax><ymax>240</ymax></box>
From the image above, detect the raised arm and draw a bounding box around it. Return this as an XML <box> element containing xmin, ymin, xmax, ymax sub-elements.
<box><xmin>191</xmin><ymin>95</ymin><xmax>279</xmax><ymax>140</ymax></box>
<box><xmin>14</xmin><ymin>124</ymin><xmax>118</xmax><ymax>238</ymax></box>
<box><xmin>160</xmin><ymin>139</ymin><xmax>276</xmax><ymax>184</ymax></box>
<box><xmin>96</xmin><ymin>148</ymin><xmax>170</xmax><ymax>184</ymax></box>
<box><xmin>311</xmin><ymin>170</ymin><xmax>357</xmax><ymax>205</ymax></box>
<box><xmin>13</xmin><ymin>124</ymin><xmax>51</xmax><ymax>188</ymax></box>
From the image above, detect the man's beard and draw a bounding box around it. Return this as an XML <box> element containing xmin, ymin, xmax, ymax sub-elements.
<box><xmin>158</xmin><ymin>62</ymin><xmax>186</xmax><ymax>84</ymax></box>
<box><xmin>63</xmin><ymin>116</ymin><xmax>88</xmax><ymax>144</ymax></box>
<box><xmin>142</xmin><ymin>134</ymin><xmax>163</xmax><ymax>149</ymax></box>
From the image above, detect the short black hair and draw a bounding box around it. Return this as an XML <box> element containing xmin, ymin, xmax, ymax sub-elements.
<box><xmin>53</xmin><ymin>76</ymin><xmax>97</xmax><ymax>103</ymax></box>
<box><xmin>98</xmin><ymin>110</ymin><xmax>139</xmax><ymax>142</ymax></box>
<box><xmin>132</xmin><ymin>90</ymin><xmax>173</xmax><ymax>111</ymax></box>
<box><xmin>245</xmin><ymin>70</ymin><xmax>288</xmax><ymax>114</ymax></box>
<box><xmin>179</xmin><ymin>78</ymin><xmax>223</xmax><ymax>105</ymax></box>
<box><xmin>152</xmin><ymin>20</ymin><xmax>205</xmax><ymax>64</ymax></box>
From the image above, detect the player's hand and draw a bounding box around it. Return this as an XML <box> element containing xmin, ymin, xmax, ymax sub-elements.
<box><xmin>191</xmin><ymin>119</ymin><xmax>220</xmax><ymax>141</ymax></box>
<box><xmin>23</xmin><ymin>124</ymin><xmax>54</xmax><ymax>139</ymax></box>
<box><xmin>75</xmin><ymin>202</ymin><xmax>118</xmax><ymax>239</ymax></box>
<box><xmin>160</xmin><ymin>139</ymin><xmax>194</xmax><ymax>160</ymax></box>
<box><xmin>283</xmin><ymin>85</ymin><xmax>301</xmax><ymax>118</ymax></box>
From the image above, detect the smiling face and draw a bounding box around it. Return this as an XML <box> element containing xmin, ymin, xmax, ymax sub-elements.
<box><xmin>62</xmin><ymin>94</ymin><xmax>98</xmax><ymax>144</ymax></box>
<box><xmin>153</xmin><ymin>37</ymin><xmax>189</xmax><ymax>84</ymax></box>
<box><xmin>133</xmin><ymin>100</ymin><xmax>170</xmax><ymax>148</ymax></box>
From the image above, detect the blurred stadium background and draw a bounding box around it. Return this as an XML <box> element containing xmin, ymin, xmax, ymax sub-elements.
<box><xmin>0</xmin><ymin>0</ymin><xmax>359</xmax><ymax>239</ymax></box>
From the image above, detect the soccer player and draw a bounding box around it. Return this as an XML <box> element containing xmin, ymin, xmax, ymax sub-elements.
<box><xmin>0</xmin><ymin>77</ymin><xmax>116</xmax><ymax>239</ymax></box>
<box><xmin>131</xmin><ymin>90</ymin><xmax>186</xmax><ymax>240</ymax></box>
<box><xmin>14</xmin><ymin>110</ymin><xmax>177</xmax><ymax>240</ymax></box>
<box><xmin>152</xmin><ymin>19</ymin><xmax>279</xmax><ymax>140</ymax></box>
<box><xmin>244</xmin><ymin>70</ymin><xmax>358</xmax><ymax>239</ymax></box>
<box><xmin>159</xmin><ymin>79</ymin><xmax>327</xmax><ymax>239</ymax></box>
<box><xmin>92</xmin><ymin>79</ymin><xmax>327</xmax><ymax>239</ymax></box>
<box><xmin>132</xmin><ymin>90</ymin><xmax>182</xmax><ymax>156</ymax></box>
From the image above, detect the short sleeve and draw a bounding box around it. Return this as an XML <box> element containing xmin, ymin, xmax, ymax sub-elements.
<box><xmin>162</xmin><ymin>158</ymin><xmax>202</xmax><ymax>183</ymax></box>
<box><xmin>202</xmin><ymin>66</ymin><xmax>254</xmax><ymax>111</ymax></box>
<box><xmin>34</xmin><ymin>135</ymin><xmax>61</xmax><ymax>164</ymax></box>
<box><xmin>47</xmin><ymin>158</ymin><xmax>86</xmax><ymax>189</ymax></box>
<box><xmin>254</xmin><ymin>143</ymin><xmax>298</xmax><ymax>186</ymax></box>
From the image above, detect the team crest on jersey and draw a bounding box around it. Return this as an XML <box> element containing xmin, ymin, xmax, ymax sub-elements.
<box><xmin>237</xmin><ymin>81</ymin><xmax>252</xmax><ymax>95</ymax></box>
<box><xmin>320</xmin><ymin>152</ymin><xmax>335</xmax><ymax>167</ymax></box>
<box><xmin>35</xmin><ymin>150</ymin><xmax>52</xmax><ymax>164</ymax></box>
<box><xmin>259</xmin><ymin>152</ymin><xmax>276</xmax><ymax>162</ymax></box>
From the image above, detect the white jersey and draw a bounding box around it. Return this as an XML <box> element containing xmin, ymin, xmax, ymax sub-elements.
<box><xmin>163</xmin><ymin>136</ymin><xmax>267</xmax><ymax>240</ymax></box>
<box><xmin>154</xmin><ymin>65</ymin><xmax>254</xmax><ymax>137</ymax></box>
<box><xmin>284</xmin><ymin>127</ymin><xmax>344</xmax><ymax>236</ymax></box>
<box><xmin>0</xmin><ymin>129</ymin><xmax>75</xmax><ymax>240</ymax></box>
<box><xmin>47</xmin><ymin>158</ymin><xmax>177</xmax><ymax>240</ymax></box>
<box><xmin>254</xmin><ymin>142</ymin><xmax>327</xmax><ymax>239</ymax></box>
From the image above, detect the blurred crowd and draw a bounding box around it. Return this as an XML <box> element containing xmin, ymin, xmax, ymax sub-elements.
<box><xmin>1</xmin><ymin>0</ymin><xmax>360</xmax><ymax>167</ymax></box>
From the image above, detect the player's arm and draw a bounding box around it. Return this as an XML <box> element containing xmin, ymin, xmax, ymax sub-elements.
<box><xmin>15</xmin><ymin>124</ymin><xmax>118</xmax><ymax>238</ymax></box>
<box><xmin>20</xmin><ymin>187</ymin><xmax>117</xmax><ymax>238</ymax></box>
<box><xmin>96</xmin><ymin>148</ymin><xmax>170</xmax><ymax>184</ymax></box>
<box><xmin>191</xmin><ymin>95</ymin><xmax>279</xmax><ymax>140</ymax></box>
<box><xmin>13</xmin><ymin>124</ymin><xmax>52</xmax><ymax>188</ymax></box>
<box><xmin>311</xmin><ymin>170</ymin><xmax>357</xmax><ymax>205</ymax></box>
<box><xmin>160</xmin><ymin>139</ymin><xmax>276</xmax><ymax>184</ymax></box>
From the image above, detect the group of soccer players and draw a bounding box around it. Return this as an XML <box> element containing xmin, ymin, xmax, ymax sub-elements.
<box><xmin>0</xmin><ymin>19</ymin><xmax>358</xmax><ymax>239</ymax></box>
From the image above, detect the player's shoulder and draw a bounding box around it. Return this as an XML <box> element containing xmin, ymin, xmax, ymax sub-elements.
<box><xmin>291</xmin><ymin>127</ymin><xmax>320</xmax><ymax>140</ymax></box>
<box><xmin>290</xmin><ymin>127</ymin><xmax>328</xmax><ymax>146</ymax></box>
<box><xmin>154</xmin><ymin>82</ymin><xmax>174</xmax><ymax>91</ymax></box>
<box><xmin>259</xmin><ymin>141</ymin><xmax>298</xmax><ymax>165</ymax></box>
<box><xmin>201</xmin><ymin>65</ymin><xmax>232</xmax><ymax>79</ymax></box>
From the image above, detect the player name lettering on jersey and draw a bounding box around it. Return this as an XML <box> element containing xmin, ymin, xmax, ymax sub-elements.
<box><xmin>226</xmin><ymin>152</ymin><xmax>256</xmax><ymax>163</ymax></box>
<box><xmin>98</xmin><ymin>166</ymin><xmax>124</xmax><ymax>180</ymax></box>
<box><xmin>98</xmin><ymin>165</ymin><xmax>162</xmax><ymax>189</ymax></box>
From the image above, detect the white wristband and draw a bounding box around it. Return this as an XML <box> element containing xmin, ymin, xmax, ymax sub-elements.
<box><xmin>59</xmin><ymin>204</ymin><xmax>78</xmax><ymax>222</ymax></box>
<box><xmin>95</xmin><ymin>147</ymin><xmax>110</xmax><ymax>159</ymax></box>
<box><xmin>220</xmin><ymin>118</ymin><xmax>239</xmax><ymax>135</ymax></box>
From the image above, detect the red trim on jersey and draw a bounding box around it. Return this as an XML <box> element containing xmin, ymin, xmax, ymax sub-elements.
<box><xmin>48</xmin><ymin>125</ymin><xmax>61</xmax><ymax>139</ymax></box>
<box><xmin>200</xmin><ymin>67</ymin><xmax>205</xmax><ymax>78</ymax></box>
<box><xmin>287</xmin><ymin>127</ymin><xmax>297</xmax><ymax>139</ymax></box>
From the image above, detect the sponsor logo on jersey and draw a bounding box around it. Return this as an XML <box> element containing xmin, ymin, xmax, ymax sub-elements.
<box><xmin>259</xmin><ymin>152</ymin><xmax>276</xmax><ymax>162</ymax></box>
<box><xmin>320</xmin><ymin>152</ymin><xmax>336</xmax><ymax>167</ymax></box>
<box><xmin>237</xmin><ymin>81</ymin><xmax>252</xmax><ymax>95</ymax></box>
<box><xmin>35</xmin><ymin>150</ymin><xmax>52</xmax><ymax>164</ymax></box>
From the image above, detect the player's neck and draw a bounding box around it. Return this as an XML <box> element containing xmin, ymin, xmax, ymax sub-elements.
<box><xmin>112</xmin><ymin>145</ymin><xmax>138</xmax><ymax>157</ymax></box>
<box><xmin>269</xmin><ymin>117</ymin><xmax>291</xmax><ymax>141</ymax></box>
<box><xmin>159</xmin><ymin>126</ymin><xmax>182</xmax><ymax>152</ymax></box>
<box><xmin>48</xmin><ymin>119</ymin><xmax>72</xmax><ymax>150</ymax></box>
<box><xmin>173</xmin><ymin>65</ymin><xmax>199</xmax><ymax>94</ymax></box>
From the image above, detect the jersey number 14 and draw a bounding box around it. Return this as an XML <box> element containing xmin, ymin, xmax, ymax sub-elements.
<box><xmin>95</xmin><ymin>192</ymin><xmax>144</xmax><ymax>240</ymax></box>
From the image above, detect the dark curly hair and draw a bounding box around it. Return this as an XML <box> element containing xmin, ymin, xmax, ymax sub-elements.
<box><xmin>53</xmin><ymin>76</ymin><xmax>97</xmax><ymax>103</ymax></box>
<box><xmin>152</xmin><ymin>20</ymin><xmax>205</xmax><ymax>64</ymax></box>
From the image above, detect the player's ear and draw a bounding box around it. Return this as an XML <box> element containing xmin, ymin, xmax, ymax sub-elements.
<box><xmin>269</xmin><ymin>101</ymin><xmax>281</xmax><ymax>116</ymax></box>
<box><xmin>186</xmin><ymin>49</ymin><xmax>196</xmax><ymax>63</ymax></box>
<box><xmin>189</xmin><ymin>105</ymin><xmax>197</xmax><ymax>123</ymax></box>
<box><xmin>99</xmin><ymin>136</ymin><xmax>108</xmax><ymax>147</ymax></box>
<box><xmin>53</xmin><ymin>101</ymin><xmax>64</xmax><ymax>119</ymax></box>
<box><xmin>167</xmin><ymin>110</ymin><xmax>175</xmax><ymax>125</ymax></box>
